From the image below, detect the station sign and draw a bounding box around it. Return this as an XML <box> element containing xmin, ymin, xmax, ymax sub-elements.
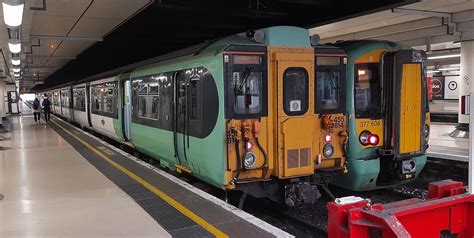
<box><xmin>444</xmin><ymin>76</ymin><xmax>460</xmax><ymax>100</ymax></box>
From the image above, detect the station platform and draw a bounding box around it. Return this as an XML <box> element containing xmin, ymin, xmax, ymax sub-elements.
<box><xmin>0</xmin><ymin>110</ymin><xmax>291</xmax><ymax>237</ymax></box>
<box><xmin>429</xmin><ymin>100</ymin><xmax>458</xmax><ymax>123</ymax></box>
<box><xmin>427</xmin><ymin>122</ymin><xmax>468</xmax><ymax>162</ymax></box>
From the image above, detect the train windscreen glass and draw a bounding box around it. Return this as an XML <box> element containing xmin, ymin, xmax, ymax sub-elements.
<box><xmin>229</xmin><ymin>54</ymin><xmax>265</xmax><ymax>116</ymax></box>
<box><xmin>232</xmin><ymin>68</ymin><xmax>263</xmax><ymax>115</ymax></box>
<box><xmin>354</xmin><ymin>63</ymin><xmax>381</xmax><ymax>118</ymax></box>
<box><xmin>315</xmin><ymin>56</ymin><xmax>344</xmax><ymax>113</ymax></box>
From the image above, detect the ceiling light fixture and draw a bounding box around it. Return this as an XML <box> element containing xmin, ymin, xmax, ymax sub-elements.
<box><xmin>13</xmin><ymin>73</ymin><xmax>20</xmax><ymax>77</ymax></box>
<box><xmin>13</xmin><ymin>68</ymin><xmax>20</xmax><ymax>73</ymax></box>
<box><xmin>11</xmin><ymin>58</ymin><xmax>20</xmax><ymax>65</ymax></box>
<box><xmin>2</xmin><ymin>1</ymin><xmax>25</xmax><ymax>27</ymax></box>
<box><xmin>8</xmin><ymin>41</ymin><xmax>21</xmax><ymax>53</ymax></box>
<box><xmin>427</xmin><ymin>54</ymin><xmax>461</xmax><ymax>60</ymax></box>
<box><xmin>427</xmin><ymin>70</ymin><xmax>440</xmax><ymax>74</ymax></box>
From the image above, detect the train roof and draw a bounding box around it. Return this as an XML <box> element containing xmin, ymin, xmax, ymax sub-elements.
<box><xmin>36</xmin><ymin>26</ymin><xmax>311</xmax><ymax>91</ymax></box>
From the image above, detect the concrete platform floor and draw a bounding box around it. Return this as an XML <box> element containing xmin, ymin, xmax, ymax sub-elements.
<box><xmin>0</xmin><ymin>115</ymin><xmax>170</xmax><ymax>238</ymax></box>
<box><xmin>427</xmin><ymin>123</ymin><xmax>468</xmax><ymax>162</ymax></box>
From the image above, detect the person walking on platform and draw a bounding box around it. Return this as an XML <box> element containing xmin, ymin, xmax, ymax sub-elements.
<box><xmin>42</xmin><ymin>94</ymin><xmax>51</xmax><ymax>123</ymax></box>
<box><xmin>32</xmin><ymin>98</ymin><xmax>41</xmax><ymax>124</ymax></box>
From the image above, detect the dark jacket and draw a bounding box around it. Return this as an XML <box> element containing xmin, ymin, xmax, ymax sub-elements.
<box><xmin>33</xmin><ymin>99</ymin><xmax>40</xmax><ymax>110</ymax></box>
<box><xmin>42</xmin><ymin>98</ymin><xmax>51</xmax><ymax>111</ymax></box>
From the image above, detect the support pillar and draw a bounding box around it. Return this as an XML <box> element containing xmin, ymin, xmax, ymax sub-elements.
<box><xmin>468</xmin><ymin>41</ymin><xmax>474</xmax><ymax>194</ymax></box>
<box><xmin>450</xmin><ymin>41</ymin><xmax>474</xmax><ymax>138</ymax></box>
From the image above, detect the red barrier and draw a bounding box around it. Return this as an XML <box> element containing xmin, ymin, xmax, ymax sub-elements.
<box><xmin>328</xmin><ymin>180</ymin><xmax>474</xmax><ymax>238</ymax></box>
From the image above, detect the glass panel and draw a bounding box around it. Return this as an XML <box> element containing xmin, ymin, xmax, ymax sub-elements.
<box><xmin>233</xmin><ymin>55</ymin><xmax>261</xmax><ymax>65</ymax></box>
<box><xmin>354</xmin><ymin>64</ymin><xmax>381</xmax><ymax>118</ymax></box>
<box><xmin>190</xmin><ymin>79</ymin><xmax>199</xmax><ymax>119</ymax></box>
<box><xmin>103</xmin><ymin>87</ymin><xmax>115</xmax><ymax>113</ymax></box>
<box><xmin>316</xmin><ymin>56</ymin><xmax>340</xmax><ymax>66</ymax></box>
<box><xmin>61</xmin><ymin>91</ymin><xmax>69</xmax><ymax>108</ymax></box>
<box><xmin>232</xmin><ymin>67</ymin><xmax>263</xmax><ymax>115</ymax></box>
<box><xmin>137</xmin><ymin>80</ymin><xmax>160</xmax><ymax>120</ymax></box>
<box><xmin>73</xmin><ymin>87</ymin><xmax>85</xmax><ymax>111</ymax></box>
<box><xmin>316</xmin><ymin>71</ymin><xmax>340</xmax><ymax>110</ymax></box>
<box><xmin>283</xmin><ymin>68</ymin><xmax>309</xmax><ymax>115</ymax></box>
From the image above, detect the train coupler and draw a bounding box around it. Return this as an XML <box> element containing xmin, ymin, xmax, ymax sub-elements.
<box><xmin>285</xmin><ymin>182</ymin><xmax>321</xmax><ymax>207</ymax></box>
<box><xmin>328</xmin><ymin>179</ymin><xmax>474</xmax><ymax>238</ymax></box>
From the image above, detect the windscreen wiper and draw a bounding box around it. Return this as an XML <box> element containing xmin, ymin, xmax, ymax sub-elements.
<box><xmin>236</xmin><ymin>66</ymin><xmax>253</xmax><ymax>92</ymax></box>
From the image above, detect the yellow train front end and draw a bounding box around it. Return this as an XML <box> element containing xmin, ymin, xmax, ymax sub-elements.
<box><xmin>224</xmin><ymin>28</ymin><xmax>347</xmax><ymax>206</ymax></box>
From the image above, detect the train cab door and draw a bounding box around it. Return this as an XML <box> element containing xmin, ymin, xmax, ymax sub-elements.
<box><xmin>382</xmin><ymin>50</ymin><xmax>427</xmax><ymax>158</ymax></box>
<box><xmin>275</xmin><ymin>52</ymin><xmax>315</xmax><ymax>177</ymax></box>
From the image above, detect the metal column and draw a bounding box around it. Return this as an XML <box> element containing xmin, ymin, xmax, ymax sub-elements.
<box><xmin>466</xmin><ymin>40</ymin><xmax>474</xmax><ymax>194</ymax></box>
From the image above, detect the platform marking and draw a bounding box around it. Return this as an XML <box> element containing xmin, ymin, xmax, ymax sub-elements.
<box><xmin>51</xmin><ymin>117</ymin><xmax>294</xmax><ymax>238</ymax></box>
<box><xmin>51</xmin><ymin>119</ymin><xmax>228</xmax><ymax>238</ymax></box>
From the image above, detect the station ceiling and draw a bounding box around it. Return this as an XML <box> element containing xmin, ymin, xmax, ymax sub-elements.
<box><xmin>11</xmin><ymin>0</ymin><xmax>417</xmax><ymax>91</ymax></box>
<box><xmin>310</xmin><ymin>0</ymin><xmax>474</xmax><ymax>69</ymax></box>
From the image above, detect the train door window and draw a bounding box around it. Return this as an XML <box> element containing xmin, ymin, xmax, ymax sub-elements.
<box><xmin>283</xmin><ymin>68</ymin><xmax>309</xmax><ymax>116</ymax></box>
<box><xmin>61</xmin><ymin>90</ymin><xmax>70</xmax><ymax>108</ymax></box>
<box><xmin>73</xmin><ymin>87</ymin><xmax>86</xmax><ymax>111</ymax></box>
<box><xmin>190</xmin><ymin>77</ymin><xmax>200</xmax><ymax>120</ymax></box>
<box><xmin>315</xmin><ymin>56</ymin><xmax>345</xmax><ymax>113</ymax></box>
<box><xmin>137</xmin><ymin>80</ymin><xmax>159</xmax><ymax>120</ymax></box>
<box><xmin>91</xmin><ymin>87</ymin><xmax>103</xmax><ymax>111</ymax></box>
<box><xmin>354</xmin><ymin>63</ymin><xmax>381</xmax><ymax>118</ymax></box>
<box><xmin>53</xmin><ymin>92</ymin><xmax>60</xmax><ymax>106</ymax></box>
<box><xmin>103</xmin><ymin>86</ymin><xmax>115</xmax><ymax>113</ymax></box>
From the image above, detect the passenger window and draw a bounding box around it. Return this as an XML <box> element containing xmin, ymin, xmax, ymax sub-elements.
<box><xmin>283</xmin><ymin>68</ymin><xmax>309</xmax><ymax>116</ymax></box>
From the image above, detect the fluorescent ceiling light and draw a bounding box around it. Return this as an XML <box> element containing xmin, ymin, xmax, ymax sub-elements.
<box><xmin>8</xmin><ymin>42</ymin><xmax>21</xmax><ymax>53</ymax></box>
<box><xmin>427</xmin><ymin>54</ymin><xmax>461</xmax><ymax>60</ymax></box>
<box><xmin>13</xmin><ymin>73</ymin><xmax>20</xmax><ymax>77</ymax></box>
<box><xmin>11</xmin><ymin>59</ymin><xmax>20</xmax><ymax>65</ymax></box>
<box><xmin>2</xmin><ymin>2</ymin><xmax>24</xmax><ymax>27</ymax></box>
<box><xmin>439</xmin><ymin>67</ymin><xmax>460</xmax><ymax>71</ymax></box>
<box><xmin>427</xmin><ymin>70</ymin><xmax>440</xmax><ymax>74</ymax></box>
<box><xmin>12</xmin><ymin>68</ymin><xmax>20</xmax><ymax>73</ymax></box>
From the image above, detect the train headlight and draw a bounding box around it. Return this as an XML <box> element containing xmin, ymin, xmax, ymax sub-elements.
<box><xmin>359</xmin><ymin>131</ymin><xmax>371</xmax><ymax>146</ymax></box>
<box><xmin>359</xmin><ymin>130</ymin><xmax>379</xmax><ymax>146</ymax></box>
<box><xmin>324</xmin><ymin>134</ymin><xmax>332</xmax><ymax>143</ymax></box>
<box><xmin>323</xmin><ymin>144</ymin><xmax>334</xmax><ymax>158</ymax></box>
<box><xmin>243</xmin><ymin>151</ymin><xmax>257</xmax><ymax>169</ymax></box>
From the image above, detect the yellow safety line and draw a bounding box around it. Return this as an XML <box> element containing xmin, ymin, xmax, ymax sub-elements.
<box><xmin>51</xmin><ymin>120</ymin><xmax>228</xmax><ymax>238</ymax></box>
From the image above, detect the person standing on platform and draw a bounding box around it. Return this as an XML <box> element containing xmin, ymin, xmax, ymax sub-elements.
<box><xmin>32</xmin><ymin>97</ymin><xmax>41</xmax><ymax>124</ymax></box>
<box><xmin>42</xmin><ymin>94</ymin><xmax>51</xmax><ymax>123</ymax></box>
